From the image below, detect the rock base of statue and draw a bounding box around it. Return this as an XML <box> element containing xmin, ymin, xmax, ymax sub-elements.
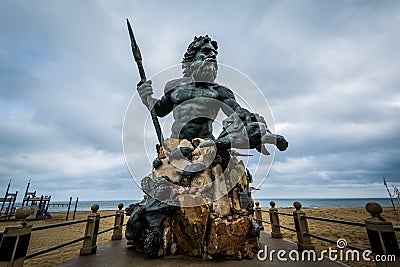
<box><xmin>126</xmin><ymin>138</ymin><xmax>261</xmax><ymax>260</ymax></box>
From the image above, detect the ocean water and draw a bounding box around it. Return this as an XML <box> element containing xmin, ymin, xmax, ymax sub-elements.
<box><xmin>34</xmin><ymin>198</ymin><xmax>397</xmax><ymax>212</ymax></box>
<box><xmin>254</xmin><ymin>198</ymin><xmax>396</xmax><ymax>209</ymax></box>
<box><xmin>45</xmin><ymin>200</ymin><xmax>140</xmax><ymax>212</ymax></box>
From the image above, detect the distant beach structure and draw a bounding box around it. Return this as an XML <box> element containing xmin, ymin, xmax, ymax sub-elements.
<box><xmin>0</xmin><ymin>180</ymin><xmax>18</xmax><ymax>220</ymax></box>
<box><xmin>1</xmin><ymin>180</ymin><xmax>82</xmax><ymax>220</ymax></box>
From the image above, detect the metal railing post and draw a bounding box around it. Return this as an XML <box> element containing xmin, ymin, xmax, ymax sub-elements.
<box><xmin>0</xmin><ymin>207</ymin><xmax>32</xmax><ymax>267</ymax></box>
<box><xmin>269</xmin><ymin>201</ymin><xmax>283</xmax><ymax>238</ymax></box>
<box><xmin>112</xmin><ymin>203</ymin><xmax>124</xmax><ymax>240</ymax></box>
<box><xmin>292</xmin><ymin>201</ymin><xmax>314</xmax><ymax>251</ymax></box>
<box><xmin>254</xmin><ymin>201</ymin><xmax>263</xmax><ymax>229</ymax></box>
<box><xmin>364</xmin><ymin>202</ymin><xmax>399</xmax><ymax>266</ymax></box>
<box><xmin>80</xmin><ymin>204</ymin><xmax>100</xmax><ymax>255</ymax></box>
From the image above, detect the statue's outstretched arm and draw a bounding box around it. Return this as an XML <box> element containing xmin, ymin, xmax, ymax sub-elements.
<box><xmin>209</xmin><ymin>85</ymin><xmax>288</xmax><ymax>153</ymax></box>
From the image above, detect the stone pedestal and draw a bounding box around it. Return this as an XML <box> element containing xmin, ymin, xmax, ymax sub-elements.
<box><xmin>205</xmin><ymin>216</ymin><xmax>258</xmax><ymax>260</ymax></box>
<box><xmin>126</xmin><ymin>138</ymin><xmax>260</xmax><ymax>260</ymax></box>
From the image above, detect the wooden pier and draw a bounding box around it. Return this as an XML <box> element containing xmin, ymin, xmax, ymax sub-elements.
<box><xmin>48</xmin><ymin>203</ymin><xmax>69</xmax><ymax>208</ymax></box>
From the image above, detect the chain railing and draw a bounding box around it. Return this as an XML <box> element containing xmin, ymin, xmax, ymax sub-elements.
<box><xmin>0</xmin><ymin>203</ymin><xmax>125</xmax><ymax>266</ymax></box>
<box><xmin>254</xmin><ymin>200</ymin><xmax>400</xmax><ymax>266</ymax></box>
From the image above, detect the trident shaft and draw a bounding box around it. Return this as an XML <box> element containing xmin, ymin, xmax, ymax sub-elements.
<box><xmin>126</xmin><ymin>18</ymin><xmax>165</xmax><ymax>149</ymax></box>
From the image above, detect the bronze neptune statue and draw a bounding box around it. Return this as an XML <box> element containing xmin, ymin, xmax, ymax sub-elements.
<box><xmin>125</xmin><ymin>20</ymin><xmax>287</xmax><ymax>260</ymax></box>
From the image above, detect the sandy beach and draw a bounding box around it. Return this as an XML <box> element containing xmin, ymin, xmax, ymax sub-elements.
<box><xmin>0</xmin><ymin>206</ymin><xmax>399</xmax><ymax>267</ymax></box>
<box><xmin>0</xmin><ymin>209</ymin><xmax>127</xmax><ymax>267</ymax></box>
<box><xmin>261</xmin><ymin>205</ymin><xmax>400</xmax><ymax>267</ymax></box>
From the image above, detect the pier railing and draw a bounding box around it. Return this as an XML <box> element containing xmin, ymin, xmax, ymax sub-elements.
<box><xmin>254</xmin><ymin>201</ymin><xmax>400</xmax><ymax>265</ymax></box>
<box><xmin>0</xmin><ymin>203</ymin><xmax>125</xmax><ymax>266</ymax></box>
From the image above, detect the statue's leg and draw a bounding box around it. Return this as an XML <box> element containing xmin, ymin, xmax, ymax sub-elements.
<box><xmin>143</xmin><ymin>211</ymin><xmax>167</xmax><ymax>258</ymax></box>
<box><xmin>125</xmin><ymin>206</ymin><xmax>147</xmax><ymax>241</ymax></box>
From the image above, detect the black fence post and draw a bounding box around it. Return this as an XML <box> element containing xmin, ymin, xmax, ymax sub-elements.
<box><xmin>65</xmin><ymin>196</ymin><xmax>72</xmax><ymax>221</ymax></box>
<box><xmin>292</xmin><ymin>201</ymin><xmax>314</xmax><ymax>251</ymax></box>
<box><xmin>364</xmin><ymin>202</ymin><xmax>399</xmax><ymax>266</ymax></box>
<box><xmin>80</xmin><ymin>204</ymin><xmax>100</xmax><ymax>255</ymax></box>
<box><xmin>254</xmin><ymin>201</ymin><xmax>263</xmax><ymax>229</ymax></box>
<box><xmin>269</xmin><ymin>201</ymin><xmax>283</xmax><ymax>238</ymax></box>
<box><xmin>72</xmin><ymin>197</ymin><xmax>79</xmax><ymax>221</ymax></box>
<box><xmin>0</xmin><ymin>207</ymin><xmax>32</xmax><ymax>266</ymax></box>
<box><xmin>112</xmin><ymin>203</ymin><xmax>124</xmax><ymax>240</ymax></box>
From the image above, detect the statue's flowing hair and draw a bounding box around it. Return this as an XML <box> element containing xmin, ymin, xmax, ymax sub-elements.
<box><xmin>182</xmin><ymin>35</ymin><xmax>218</xmax><ymax>77</ymax></box>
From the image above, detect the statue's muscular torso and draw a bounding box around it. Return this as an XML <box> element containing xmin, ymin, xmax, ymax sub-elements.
<box><xmin>153</xmin><ymin>79</ymin><xmax>240</xmax><ymax>140</ymax></box>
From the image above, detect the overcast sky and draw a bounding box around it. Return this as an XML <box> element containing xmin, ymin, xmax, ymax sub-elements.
<box><xmin>1</xmin><ymin>1</ymin><xmax>399</xmax><ymax>201</ymax></box>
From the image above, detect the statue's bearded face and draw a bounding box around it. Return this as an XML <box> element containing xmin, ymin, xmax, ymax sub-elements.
<box><xmin>189</xmin><ymin>42</ymin><xmax>218</xmax><ymax>82</ymax></box>
<box><xmin>191</xmin><ymin>59</ymin><xmax>218</xmax><ymax>82</ymax></box>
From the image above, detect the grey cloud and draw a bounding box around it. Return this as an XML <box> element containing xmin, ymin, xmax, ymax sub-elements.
<box><xmin>1</xmin><ymin>1</ymin><xmax>399</xmax><ymax>200</ymax></box>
